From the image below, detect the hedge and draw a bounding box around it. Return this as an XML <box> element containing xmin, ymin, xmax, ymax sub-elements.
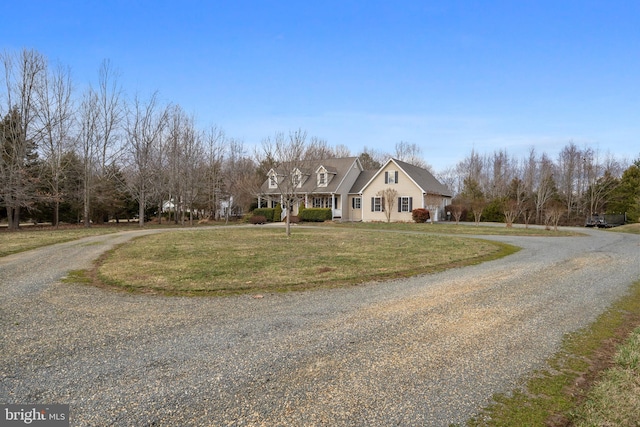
<box><xmin>299</xmin><ymin>208</ymin><xmax>332</xmax><ymax>222</ymax></box>
<box><xmin>252</xmin><ymin>208</ymin><xmax>275</xmax><ymax>222</ymax></box>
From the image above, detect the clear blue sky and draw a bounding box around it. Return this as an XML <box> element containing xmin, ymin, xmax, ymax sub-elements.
<box><xmin>2</xmin><ymin>1</ymin><xmax>639</xmax><ymax>171</ymax></box>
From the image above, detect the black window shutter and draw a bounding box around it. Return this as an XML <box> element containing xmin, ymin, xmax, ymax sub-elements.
<box><xmin>398</xmin><ymin>197</ymin><xmax>402</xmax><ymax>212</ymax></box>
<box><xmin>381</xmin><ymin>197</ymin><xmax>385</xmax><ymax>212</ymax></box>
<box><xmin>395</xmin><ymin>171</ymin><xmax>399</xmax><ymax>183</ymax></box>
<box><xmin>384</xmin><ymin>171</ymin><xmax>388</xmax><ymax>184</ymax></box>
<box><xmin>371</xmin><ymin>197</ymin><xmax>374</xmax><ymax>211</ymax></box>
<box><xmin>409</xmin><ymin>197</ymin><xmax>413</xmax><ymax>211</ymax></box>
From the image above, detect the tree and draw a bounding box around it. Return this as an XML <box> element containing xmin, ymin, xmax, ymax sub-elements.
<box><xmin>608</xmin><ymin>161</ymin><xmax>640</xmax><ymax>222</ymax></box>
<box><xmin>76</xmin><ymin>60</ymin><xmax>124</xmax><ymax>227</ymax></box>
<box><xmin>125</xmin><ymin>92</ymin><xmax>168</xmax><ymax>227</ymax></box>
<box><xmin>35</xmin><ymin>63</ymin><xmax>75</xmax><ymax>227</ymax></box>
<box><xmin>394</xmin><ymin>141</ymin><xmax>432</xmax><ymax>171</ymax></box>
<box><xmin>260</xmin><ymin>129</ymin><xmax>310</xmax><ymax>237</ymax></box>
<box><xmin>0</xmin><ymin>49</ymin><xmax>47</xmax><ymax>230</ymax></box>
<box><xmin>502</xmin><ymin>199</ymin><xmax>519</xmax><ymax>228</ymax></box>
<box><xmin>534</xmin><ymin>153</ymin><xmax>557</xmax><ymax>224</ymax></box>
<box><xmin>448</xmin><ymin>204</ymin><xmax>464</xmax><ymax>224</ymax></box>
<box><xmin>358</xmin><ymin>148</ymin><xmax>383</xmax><ymax>170</ymax></box>
<box><xmin>378</xmin><ymin>187</ymin><xmax>398</xmax><ymax>222</ymax></box>
<box><xmin>544</xmin><ymin>201</ymin><xmax>564</xmax><ymax>231</ymax></box>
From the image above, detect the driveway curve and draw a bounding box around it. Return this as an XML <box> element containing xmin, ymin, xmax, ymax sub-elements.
<box><xmin>1</xmin><ymin>227</ymin><xmax>639</xmax><ymax>426</ymax></box>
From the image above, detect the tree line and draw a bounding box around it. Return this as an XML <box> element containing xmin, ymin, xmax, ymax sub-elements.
<box><xmin>1</xmin><ymin>48</ymin><xmax>638</xmax><ymax>230</ymax></box>
<box><xmin>439</xmin><ymin>145</ymin><xmax>640</xmax><ymax>227</ymax></box>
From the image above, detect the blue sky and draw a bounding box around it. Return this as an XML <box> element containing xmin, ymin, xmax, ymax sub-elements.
<box><xmin>2</xmin><ymin>1</ymin><xmax>639</xmax><ymax>171</ymax></box>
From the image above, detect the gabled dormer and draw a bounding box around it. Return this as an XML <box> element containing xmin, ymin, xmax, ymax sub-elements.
<box><xmin>315</xmin><ymin>165</ymin><xmax>337</xmax><ymax>188</ymax></box>
<box><xmin>291</xmin><ymin>168</ymin><xmax>304</xmax><ymax>188</ymax></box>
<box><xmin>267</xmin><ymin>169</ymin><xmax>278</xmax><ymax>189</ymax></box>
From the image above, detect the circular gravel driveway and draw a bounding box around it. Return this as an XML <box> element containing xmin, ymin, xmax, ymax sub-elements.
<box><xmin>1</xmin><ymin>226</ymin><xmax>639</xmax><ymax>426</ymax></box>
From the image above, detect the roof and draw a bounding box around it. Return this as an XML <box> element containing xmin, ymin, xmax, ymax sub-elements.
<box><xmin>351</xmin><ymin>158</ymin><xmax>453</xmax><ymax>197</ymax></box>
<box><xmin>393</xmin><ymin>158</ymin><xmax>453</xmax><ymax>197</ymax></box>
<box><xmin>348</xmin><ymin>170</ymin><xmax>376</xmax><ymax>194</ymax></box>
<box><xmin>260</xmin><ymin>157</ymin><xmax>360</xmax><ymax>194</ymax></box>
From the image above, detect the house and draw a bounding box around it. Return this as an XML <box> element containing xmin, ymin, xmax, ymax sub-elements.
<box><xmin>348</xmin><ymin>158</ymin><xmax>453</xmax><ymax>222</ymax></box>
<box><xmin>258</xmin><ymin>157</ymin><xmax>363</xmax><ymax>220</ymax></box>
<box><xmin>258</xmin><ymin>157</ymin><xmax>452</xmax><ymax>222</ymax></box>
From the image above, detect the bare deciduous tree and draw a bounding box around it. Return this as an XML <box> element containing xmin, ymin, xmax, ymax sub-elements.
<box><xmin>0</xmin><ymin>49</ymin><xmax>47</xmax><ymax>230</ymax></box>
<box><xmin>260</xmin><ymin>129</ymin><xmax>309</xmax><ymax>237</ymax></box>
<box><xmin>378</xmin><ymin>187</ymin><xmax>398</xmax><ymax>222</ymax></box>
<box><xmin>35</xmin><ymin>62</ymin><xmax>75</xmax><ymax>227</ymax></box>
<box><xmin>125</xmin><ymin>92</ymin><xmax>168</xmax><ymax>227</ymax></box>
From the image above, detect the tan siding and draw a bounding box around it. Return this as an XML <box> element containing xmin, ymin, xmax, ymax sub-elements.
<box><xmin>361</xmin><ymin>162</ymin><xmax>423</xmax><ymax>222</ymax></box>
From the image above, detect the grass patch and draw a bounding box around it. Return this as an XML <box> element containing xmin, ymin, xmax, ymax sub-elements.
<box><xmin>326</xmin><ymin>221</ymin><xmax>583</xmax><ymax>236</ymax></box>
<box><xmin>571</xmin><ymin>326</ymin><xmax>640</xmax><ymax>426</ymax></box>
<box><xmin>94</xmin><ymin>227</ymin><xmax>518</xmax><ymax>296</ymax></box>
<box><xmin>607</xmin><ymin>223</ymin><xmax>640</xmax><ymax>235</ymax></box>
<box><xmin>468</xmin><ymin>279</ymin><xmax>640</xmax><ymax>426</ymax></box>
<box><xmin>61</xmin><ymin>269</ymin><xmax>93</xmax><ymax>284</ymax></box>
<box><xmin>0</xmin><ymin>227</ymin><xmax>120</xmax><ymax>257</ymax></box>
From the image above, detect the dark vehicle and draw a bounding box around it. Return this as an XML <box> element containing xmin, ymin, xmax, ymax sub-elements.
<box><xmin>585</xmin><ymin>213</ymin><xmax>626</xmax><ymax>228</ymax></box>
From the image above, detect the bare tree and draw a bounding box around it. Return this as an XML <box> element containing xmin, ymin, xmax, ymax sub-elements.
<box><xmin>556</xmin><ymin>141</ymin><xmax>581</xmax><ymax>219</ymax></box>
<box><xmin>534</xmin><ymin>153</ymin><xmax>556</xmax><ymax>224</ymax></box>
<box><xmin>0</xmin><ymin>49</ymin><xmax>47</xmax><ymax>230</ymax></box>
<box><xmin>394</xmin><ymin>141</ymin><xmax>432</xmax><ymax>171</ymax></box>
<box><xmin>125</xmin><ymin>92</ymin><xmax>168</xmax><ymax>227</ymax></box>
<box><xmin>260</xmin><ymin>129</ymin><xmax>309</xmax><ymax>237</ymax></box>
<box><xmin>378</xmin><ymin>187</ymin><xmax>398</xmax><ymax>222</ymax></box>
<box><xmin>544</xmin><ymin>201</ymin><xmax>564</xmax><ymax>231</ymax></box>
<box><xmin>35</xmin><ymin>62</ymin><xmax>75</xmax><ymax>227</ymax></box>
<box><xmin>203</xmin><ymin>125</ymin><xmax>225</xmax><ymax>220</ymax></box>
<box><xmin>449</xmin><ymin>204</ymin><xmax>464</xmax><ymax>224</ymax></box>
<box><xmin>470</xmin><ymin>199</ymin><xmax>486</xmax><ymax>226</ymax></box>
<box><xmin>75</xmin><ymin>61</ymin><xmax>124</xmax><ymax>227</ymax></box>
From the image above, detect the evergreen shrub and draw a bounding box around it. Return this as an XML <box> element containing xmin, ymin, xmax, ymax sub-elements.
<box><xmin>299</xmin><ymin>208</ymin><xmax>332</xmax><ymax>222</ymax></box>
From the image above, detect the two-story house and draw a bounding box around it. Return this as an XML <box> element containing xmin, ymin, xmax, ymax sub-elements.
<box><xmin>258</xmin><ymin>157</ymin><xmax>452</xmax><ymax>222</ymax></box>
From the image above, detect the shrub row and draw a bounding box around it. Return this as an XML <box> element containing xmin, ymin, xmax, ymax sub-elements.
<box><xmin>299</xmin><ymin>208</ymin><xmax>332</xmax><ymax>222</ymax></box>
<box><xmin>252</xmin><ymin>208</ymin><xmax>275</xmax><ymax>222</ymax></box>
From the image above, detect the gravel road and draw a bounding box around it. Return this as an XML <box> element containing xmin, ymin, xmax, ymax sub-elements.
<box><xmin>1</xmin><ymin>226</ymin><xmax>639</xmax><ymax>426</ymax></box>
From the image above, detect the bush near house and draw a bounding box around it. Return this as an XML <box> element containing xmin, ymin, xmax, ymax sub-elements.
<box><xmin>412</xmin><ymin>208</ymin><xmax>430</xmax><ymax>223</ymax></box>
<box><xmin>274</xmin><ymin>204</ymin><xmax>283</xmax><ymax>222</ymax></box>
<box><xmin>299</xmin><ymin>208</ymin><xmax>332</xmax><ymax>222</ymax></box>
<box><xmin>249</xmin><ymin>215</ymin><xmax>267</xmax><ymax>224</ymax></box>
<box><xmin>252</xmin><ymin>208</ymin><xmax>275</xmax><ymax>222</ymax></box>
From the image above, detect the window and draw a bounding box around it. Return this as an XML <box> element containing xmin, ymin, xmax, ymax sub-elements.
<box><xmin>268</xmin><ymin>174</ymin><xmax>277</xmax><ymax>189</ymax></box>
<box><xmin>398</xmin><ymin>196</ymin><xmax>413</xmax><ymax>212</ymax></box>
<box><xmin>292</xmin><ymin>172</ymin><xmax>302</xmax><ymax>187</ymax></box>
<box><xmin>371</xmin><ymin>196</ymin><xmax>384</xmax><ymax>212</ymax></box>
<box><xmin>313</xmin><ymin>197</ymin><xmax>323</xmax><ymax>208</ymax></box>
<box><xmin>385</xmin><ymin>171</ymin><xmax>399</xmax><ymax>184</ymax></box>
<box><xmin>318</xmin><ymin>172</ymin><xmax>326</xmax><ymax>186</ymax></box>
<box><xmin>352</xmin><ymin>197</ymin><xmax>361</xmax><ymax>209</ymax></box>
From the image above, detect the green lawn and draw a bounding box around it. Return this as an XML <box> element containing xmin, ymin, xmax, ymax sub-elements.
<box><xmin>325</xmin><ymin>221</ymin><xmax>584</xmax><ymax>236</ymax></box>
<box><xmin>0</xmin><ymin>227</ymin><xmax>120</xmax><ymax>257</ymax></box>
<box><xmin>96</xmin><ymin>227</ymin><xmax>517</xmax><ymax>295</ymax></box>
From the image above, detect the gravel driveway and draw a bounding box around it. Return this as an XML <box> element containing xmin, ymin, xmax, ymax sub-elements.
<box><xmin>1</xmin><ymin>226</ymin><xmax>639</xmax><ymax>426</ymax></box>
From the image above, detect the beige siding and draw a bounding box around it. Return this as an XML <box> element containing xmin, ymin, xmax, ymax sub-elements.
<box><xmin>347</xmin><ymin>195</ymin><xmax>363</xmax><ymax>221</ymax></box>
<box><xmin>361</xmin><ymin>162</ymin><xmax>423</xmax><ymax>222</ymax></box>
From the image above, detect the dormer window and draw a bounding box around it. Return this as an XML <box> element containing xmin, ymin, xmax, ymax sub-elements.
<box><xmin>268</xmin><ymin>173</ymin><xmax>277</xmax><ymax>189</ymax></box>
<box><xmin>292</xmin><ymin>169</ymin><xmax>303</xmax><ymax>188</ymax></box>
<box><xmin>318</xmin><ymin>172</ymin><xmax>326</xmax><ymax>186</ymax></box>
